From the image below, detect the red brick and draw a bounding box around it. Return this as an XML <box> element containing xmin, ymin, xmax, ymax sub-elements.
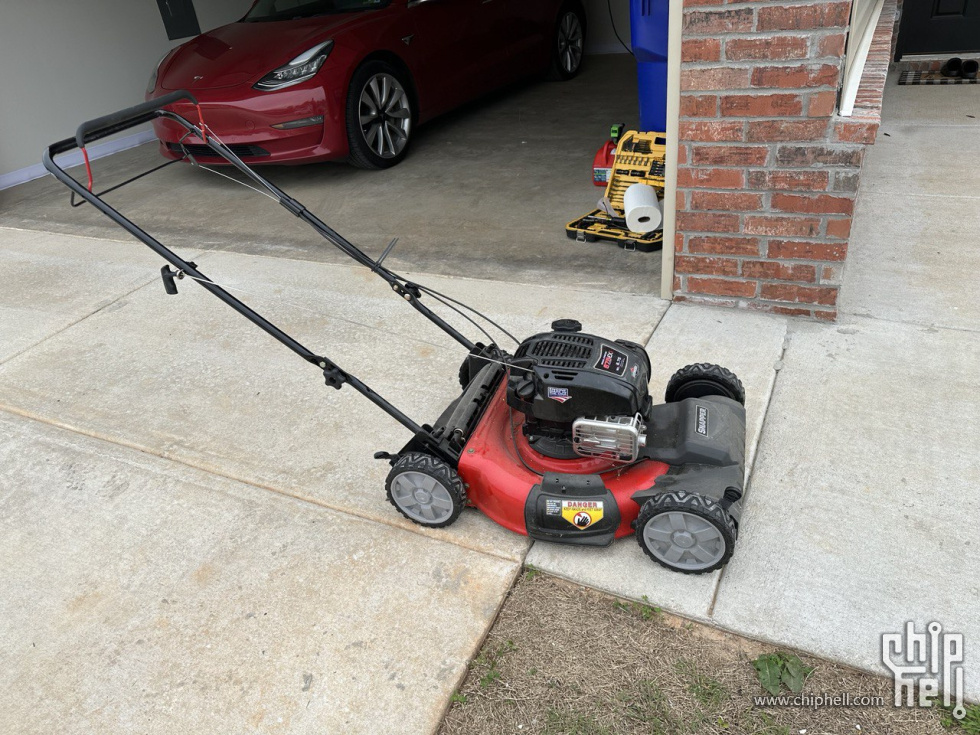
<box><xmin>757</xmin><ymin>2</ymin><xmax>850</xmax><ymax>32</ymax></box>
<box><xmin>690</xmin><ymin>191</ymin><xmax>764</xmax><ymax>211</ymax></box>
<box><xmin>674</xmin><ymin>232</ymin><xmax>685</xmax><ymax>252</ymax></box>
<box><xmin>692</xmin><ymin>145</ymin><xmax>769</xmax><ymax>166</ymax></box>
<box><xmin>677</xmin><ymin>167</ymin><xmax>745</xmax><ymax>188</ymax></box>
<box><xmin>673</xmin><ymin>275</ymin><xmax>683</xmax><ymax>293</ymax></box>
<box><xmin>741</xmin><ymin>260</ymin><xmax>817</xmax><ymax>282</ymax></box>
<box><xmin>747</xmin><ymin>170</ymin><xmax>830</xmax><ymax>191</ymax></box>
<box><xmin>825</xmin><ymin>218</ymin><xmax>852</xmax><ymax>239</ymax></box>
<box><xmin>835</xmin><ymin>119</ymin><xmax>879</xmax><ymax>144</ymax></box>
<box><xmin>817</xmin><ymin>32</ymin><xmax>847</xmax><ymax>57</ymax></box>
<box><xmin>832</xmin><ymin>171</ymin><xmax>860</xmax><ymax>192</ymax></box>
<box><xmin>683</xmin><ymin>7</ymin><xmax>755</xmax><ymax>34</ymax></box>
<box><xmin>676</xmin><ymin>212</ymin><xmax>741</xmax><ymax>233</ymax></box>
<box><xmin>744</xmin><ymin>215</ymin><xmax>821</xmax><ymax>237</ymax></box>
<box><xmin>776</xmin><ymin>144</ymin><xmax>864</xmax><ymax>167</ymax></box>
<box><xmin>721</xmin><ymin>93</ymin><xmax>803</xmax><ymax>117</ymax></box>
<box><xmin>751</xmin><ymin>64</ymin><xmax>841</xmax><ymax>88</ymax></box>
<box><xmin>688</xmin><ymin>277</ymin><xmax>758</xmax><ymax>298</ymax></box>
<box><xmin>808</xmin><ymin>90</ymin><xmax>838</xmax><ymax>117</ymax></box>
<box><xmin>680</xmin><ymin>95</ymin><xmax>718</xmax><ymax>117</ymax></box>
<box><xmin>760</xmin><ymin>283</ymin><xmax>838</xmax><ymax>306</ymax></box>
<box><xmin>747</xmin><ymin>119</ymin><xmax>828</xmax><ymax>142</ymax></box>
<box><xmin>675</xmin><ymin>255</ymin><xmax>740</xmax><ymax>276</ymax></box>
<box><xmin>683</xmin><ymin>37</ymin><xmax>722</xmax><ymax>62</ymax></box>
<box><xmin>688</xmin><ymin>236</ymin><xmax>761</xmax><ymax>256</ymax></box>
<box><xmin>767</xmin><ymin>239</ymin><xmax>848</xmax><ymax>260</ymax></box>
<box><xmin>726</xmin><ymin>36</ymin><xmax>809</xmax><ymax>61</ymax></box>
<box><xmin>684</xmin><ymin>0</ymin><xmax>724</xmax><ymax>5</ymax></box>
<box><xmin>772</xmin><ymin>193</ymin><xmax>854</xmax><ymax>214</ymax></box>
<box><xmin>679</xmin><ymin>120</ymin><xmax>745</xmax><ymax>141</ymax></box>
<box><xmin>681</xmin><ymin>67</ymin><xmax>751</xmax><ymax>92</ymax></box>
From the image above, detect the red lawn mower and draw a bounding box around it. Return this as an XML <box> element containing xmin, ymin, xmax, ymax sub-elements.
<box><xmin>45</xmin><ymin>92</ymin><xmax>748</xmax><ymax>575</ymax></box>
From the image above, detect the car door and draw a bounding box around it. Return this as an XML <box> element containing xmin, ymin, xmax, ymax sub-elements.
<box><xmin>405</xmin><ymin>0</ymin><xmax>492</xmax><ymax>117</ymax></box>
<box><xmin>492</xmin><ymin>0</ymin><xmax>555</xmax><ymax>82</ymax></box>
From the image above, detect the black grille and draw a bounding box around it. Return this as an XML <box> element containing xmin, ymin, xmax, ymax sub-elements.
<box><xmin>517</xmin><ymin>334</ymin><xmax>594</xmax><ymax>369</ymax></box>
<box><xmin>168</xmin><ymin>143</ymin><xmax>270</xmax><ymax>158</ymax></box>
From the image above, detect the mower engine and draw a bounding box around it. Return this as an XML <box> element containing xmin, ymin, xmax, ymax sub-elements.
<box><xmin>506</xmin><ymin>320</ymin><xmax>653</xmax><ymax>462</ymax></box>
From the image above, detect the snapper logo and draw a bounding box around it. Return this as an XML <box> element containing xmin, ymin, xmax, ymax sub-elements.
<box><xmin>547</xmin><ymin>387</ymin><xmax>571</xmax><ymax>403</ymax></box>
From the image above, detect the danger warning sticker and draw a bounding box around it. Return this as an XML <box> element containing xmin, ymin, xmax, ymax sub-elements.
<box><xmin>561</xmin><ymin>500</ymin><xmax>604</xmax><ymax>529</ymax></box>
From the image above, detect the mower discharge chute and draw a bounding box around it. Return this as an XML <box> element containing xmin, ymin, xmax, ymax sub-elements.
<box><xmin>44</xmin><ymin>91</ymin><xmax>748</xmax><ymax>575</ymax></box>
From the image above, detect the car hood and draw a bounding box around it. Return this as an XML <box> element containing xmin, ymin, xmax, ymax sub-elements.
<box><xmin>160</xmin><ymin>16</ymin><xmax>358</xmax><ymax>90</ymax></box>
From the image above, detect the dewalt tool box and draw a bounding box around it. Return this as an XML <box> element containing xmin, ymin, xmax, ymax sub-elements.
<box><xmin>566</xmin><ymin>130</ymin><xmax>667</xmax><ymax>253</ymax></box>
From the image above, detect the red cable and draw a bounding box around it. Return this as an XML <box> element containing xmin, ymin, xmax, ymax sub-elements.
<box><xmin>82</xmin><ymin>147</ymin><xmax>93</xmax><ymax>191</ymax></box>
<box><xmin>195</xmin><ymin>103</ymin><xmax>209</xmax><ymax>142</ymax></box>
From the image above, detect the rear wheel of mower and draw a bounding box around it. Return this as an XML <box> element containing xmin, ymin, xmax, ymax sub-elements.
<box><xmin>635</xmin><ymin>491</ymin><xmax>736</xmax><ymax>574</ymax></box>
<box><xmin>385</xmin><ymin>452</ymin><xmax>466</xmax><ymax>528</ymax></box>
<box><xmin>664</xmin><ymin>363</ymin><xmax>745</xmax><ymax>406</ymax></box>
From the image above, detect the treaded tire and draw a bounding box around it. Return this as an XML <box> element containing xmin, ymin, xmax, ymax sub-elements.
<box><xmin>635</xmin><ymin>491</ymin><xmax>736</xmax><ymax>574</ymax></box>
<box><xmin>665</xmin><ymin>363</ymin><xmax>745</xmax><ymax>406</ymax></box>
<box><xmin>457</xmin><ymin>356</ymin><xmax>471</xmax><ymax>390</ymax></box>
<box><xmin>385</xmin><ymin>452</ymin><xmax>466</xmax><ymax>528</ymax></box>
<box><xmin>548</xmin><ymin>2</ymin><xmax>587</xmax><ymax>81</ymax></box>
<box><xmin>346</xmin><ymin>60</ymin><xmax>414</xmax><ymax>170</ymax></box>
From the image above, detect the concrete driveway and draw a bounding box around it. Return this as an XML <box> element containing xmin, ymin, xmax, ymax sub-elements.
<box><xmin>1</xmin><ymin>65</ymin><xmax>977</xmax><ymax>734</ymax></box>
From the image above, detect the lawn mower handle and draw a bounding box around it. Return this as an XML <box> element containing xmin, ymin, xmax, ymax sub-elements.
<box><xmin>75</xmin><ymin>90</ymin><xmax>199</xmax><ymax>150</ymax></box>
<box><xmin>42</xmin><ymin>94</ymin><xmax>480</xmax><ymax>452</ymax></box>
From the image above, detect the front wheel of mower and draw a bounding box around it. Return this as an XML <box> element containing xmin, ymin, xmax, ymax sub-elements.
<box><xmin>385</xmin><ymin>452</ymin><xmax>466</xmax><ymax>528</ymax></box>
<box><xmin>664</xmin><ymin>363</ymin><xmax>745</xmax><ymax>406</ymax></box>
<box><xmin>635</xmin><ymin>491</ymin><xmax>736</xmax><ymax>574</ymax></box>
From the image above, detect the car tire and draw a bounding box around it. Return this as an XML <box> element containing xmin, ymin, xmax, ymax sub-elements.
<box><xmin>549</xmin><ymin>2</ymin><xmax>587</xmax><ymax>81</ymax></box>
<box><xmin>346</xmin><ymin>60</ymin><xmax>414</xmax><ymax>170</ymax></box>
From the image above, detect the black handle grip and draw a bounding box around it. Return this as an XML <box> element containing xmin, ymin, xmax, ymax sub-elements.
<box><xmin>75</xmin><ymin>90</ymin><xmax>199</xmax><ymax>149</ymax></box>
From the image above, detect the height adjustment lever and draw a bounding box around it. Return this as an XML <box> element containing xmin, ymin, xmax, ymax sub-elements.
<box><xmin>161</xmin><ymin>265</ymin><xmax>179</xmax><ymax>295</ymax></box>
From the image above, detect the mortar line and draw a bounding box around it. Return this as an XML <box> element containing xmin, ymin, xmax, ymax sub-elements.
<box><xmin>0</xmin><ymin>403</ymin><xmax>525</xmax><ymax>566</ymax></box>
<box><xmin>706</xmin><ymin>326</ymin><xmax>790</xmax><ymax>619</ymax></box>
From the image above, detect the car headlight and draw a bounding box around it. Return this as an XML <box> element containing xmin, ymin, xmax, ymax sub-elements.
<box><xmin>146</xmin><ymin>51</ymin><xmax>171</xmax><ymax>96</ymax></box>
<box><xmin>254</xmin><ymin>41</ymin><xmax>333</xmax><ymax>91</ymax></box>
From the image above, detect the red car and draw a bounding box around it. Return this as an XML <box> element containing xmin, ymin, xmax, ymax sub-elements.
<box><xmin>147</xmin><ymin>0</ymin><xmax>586</xmax><ymax>169</ymax></box>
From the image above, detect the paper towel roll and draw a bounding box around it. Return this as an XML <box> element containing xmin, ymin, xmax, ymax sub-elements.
<box><xmin>623</xmin><ymin>183</ymin><xmax>662</xmax><ymax>233</ymax></box>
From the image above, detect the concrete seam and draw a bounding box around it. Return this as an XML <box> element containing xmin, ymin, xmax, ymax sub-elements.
<box><xmin>706</xmin><ymin>323</ymin><xmax>790</xmax><ymax>618</ymax></box>
<box><xmin>0</xmin><ymin>403</ymin><xmax>526</xmax><ymax>566</ymax></box>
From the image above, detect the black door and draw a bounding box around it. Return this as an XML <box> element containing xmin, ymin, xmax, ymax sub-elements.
<box><xmin>895</xmin><ymin>0</ymin><xmax>980</xmax><ymax>59</ymax></box>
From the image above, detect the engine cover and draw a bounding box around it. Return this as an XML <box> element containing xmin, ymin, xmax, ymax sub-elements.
<box><xmin>506</xmin><ymin>326</ymin><xmax>652</xmax><ymax>425</ymax></box>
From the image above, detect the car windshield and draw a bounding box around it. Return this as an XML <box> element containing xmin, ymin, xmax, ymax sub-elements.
<box><xmin>244</xmin><ymin>0</ymin><xmax>389</xmax><ymax>22</ymax></box>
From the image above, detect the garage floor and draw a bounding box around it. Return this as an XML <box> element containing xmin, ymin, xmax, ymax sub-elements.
<box><xmin>0</xmin><ymin>55</ymin><xmax>659</xmax><ymax>295</ymax></box>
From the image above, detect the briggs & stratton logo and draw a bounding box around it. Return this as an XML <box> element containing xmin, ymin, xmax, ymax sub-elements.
<box><xmin>547</xmin><ymin>387</ymin><xmax>571</xmax><ymax>403</ymax></box>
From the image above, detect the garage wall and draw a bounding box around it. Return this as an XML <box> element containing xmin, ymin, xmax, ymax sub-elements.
<box><xmin>0</xmin><ymin>0</ymin><xmax>249</xmax><ymax>186</ymax></box>
<box><xmin>583</xmin><ymin>0</ymin><xmax>633</xmax><ymax>55</ymax></box>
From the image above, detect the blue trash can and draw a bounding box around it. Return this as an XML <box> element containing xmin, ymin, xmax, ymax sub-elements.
<box><xmin>630</xmin><ymin>0</ymin><xmax>669</xmax><ymax>132</ymax></box>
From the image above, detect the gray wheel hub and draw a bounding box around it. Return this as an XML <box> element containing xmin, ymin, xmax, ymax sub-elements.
<box><xmin>358</xmin><ymin>72</ymin><xmax>411</xmax><ymax>159</ymax></box>
<box><xmin>643</xmin><ymin>510</ymin><xmax>726</xmax><ymax>571</ymax></box>
<box><xmin>391</xmin><ymin>471</ymin><xmax>454</xmax><ymax>524</ymax></box>
<box><xmin>557</xmin><ymin>12</ymin><xmax>584</xmax><ymax>74</ymax></box>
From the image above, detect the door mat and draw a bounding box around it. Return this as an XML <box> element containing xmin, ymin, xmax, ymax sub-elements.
<box><xmin>899</xmin><ymin>70</ymin><xmax>979</xmax><ymax>85</ymax></box>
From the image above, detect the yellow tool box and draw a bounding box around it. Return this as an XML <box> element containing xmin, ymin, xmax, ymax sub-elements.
<box><xmin>566</xmin><ymin>130</ymin><xmax>667</xmax><ymax>253</ymax></box>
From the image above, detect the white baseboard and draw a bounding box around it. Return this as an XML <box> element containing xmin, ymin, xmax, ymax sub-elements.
<box><xmin>0</xmin><ymin>130</ymin><xmax>157</xmax><ymax>191</ymax></box>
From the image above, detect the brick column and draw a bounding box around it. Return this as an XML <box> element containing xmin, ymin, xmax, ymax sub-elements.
<box><xmin>673</xmin><ymin>0</ymin><xmax>883</xmax><ymax>320</ymax></box>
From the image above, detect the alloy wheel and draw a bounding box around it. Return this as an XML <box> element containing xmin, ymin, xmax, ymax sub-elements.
<box><xmin>358</xmin><ymin>73</ymin><xmax>411</xmax><ymax>159</ymax></box>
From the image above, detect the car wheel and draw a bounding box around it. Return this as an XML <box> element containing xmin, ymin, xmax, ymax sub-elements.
<box><xmin>549</xmin><ymin>2</ymin><xmax>586</xmax><ymax>81</ymax></box>
<box><xmin>346</xmin><ymin>60</ymin><xmax>414</xmax><ymax>170</ymax></box>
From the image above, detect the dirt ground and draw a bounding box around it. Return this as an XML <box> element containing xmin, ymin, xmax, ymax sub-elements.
<box><xmin>439</xmin><ymin>569</ymin><xmax>963</xmax><ymax>735</ymax></box>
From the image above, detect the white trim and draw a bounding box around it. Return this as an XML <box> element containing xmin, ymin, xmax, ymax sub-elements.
<box><xmin>839</xmin><ymin>0</ymin><xmax>886</xmax><ymax>117</ymax></box>
<box><xmin>0</xmin><ymin>130</ymin><xmax>157</xmax><ymax>191</ymax></box>
<box><xmin>660</xmin><ymin>0</ymin><xmax>684</xmax><ymax>300</ymax></box>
